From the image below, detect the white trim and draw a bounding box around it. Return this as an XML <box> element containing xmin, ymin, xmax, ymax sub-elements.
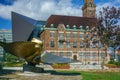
<box><xmin>73</xmin><ymin>32</ymin><xmax>77</xmax><ymax>34</ymax></box>
<box><xmin>66</xmin><ymin>32</ymin><xmax>71</xmax><ymax>33</ymax></box>
<box><xmin>79</xmin><ymin>32</ymin><xmax>84</xmax><ymax>34</ymax></box>
<box><xmin>50</xmin><ymin>31</ymin><xmax>55</xmax><ymax>33</ymax></box>
<box><xmin>59</xmin><ymin>31</ymin><xmax>64</xmax><ymax>33</ymax></box>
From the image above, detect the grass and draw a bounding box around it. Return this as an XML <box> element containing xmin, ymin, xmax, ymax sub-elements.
<box><xmin>81</xmin><ymin>71</ymin><xmax>120</xmax><ymax>80</ymax></box>
<box><xmin>56</xmin><ymin>70</ymin><xmax>120</xmax><ymax>80</ymax></box>
<box><xmin>3</xmin><ymin>61</ymin><xmax>25</xmax><ymax>67</ymax></box>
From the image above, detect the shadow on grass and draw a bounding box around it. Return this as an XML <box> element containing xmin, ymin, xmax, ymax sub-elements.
<box><xmin>44</xmin><ymin>70</ymin><xmax>81</xmax><ymax>76</ymax></box>
<box><xmin>0</xmin><ymin>69</ymin><xmax>81</xmax><ymax>76</ymax></box>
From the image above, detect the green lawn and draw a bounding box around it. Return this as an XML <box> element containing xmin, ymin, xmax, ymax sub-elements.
<box><xmin>82</xmin><ymin>71</ymin><xmax>120</xmax><ymax>80</ymax></box>
<box><xmin>56</xmin><ymin>70</ymin><xmax>120</xmax><ymax>80</ymax></box>
<box><xmin>3</xmin><ymin>61</ymin><xmax>25</xmax><ymax>67</ymax></box>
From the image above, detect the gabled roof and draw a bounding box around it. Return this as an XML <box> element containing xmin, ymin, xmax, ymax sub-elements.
<box><xmin>45</xmin><ymin>15</ymin><xmax>97</xmax><ymax>29</ymax></box>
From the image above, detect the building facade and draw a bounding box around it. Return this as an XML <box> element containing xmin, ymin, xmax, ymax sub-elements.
<box><xmin>39</xmin><ymin>0</ymin><xmax>110</xmax><ymax>64</ymax></box>
<box><xmin>0</xmin><ymin>29</ymin><xmax>12</xmax><ymax>66</ymax></box>
<box><xmin>40</xmin><ymin>22</ymin><xmax>109</xmax><ymax>64</ymax></box>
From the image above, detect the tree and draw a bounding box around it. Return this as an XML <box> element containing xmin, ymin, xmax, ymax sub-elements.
<box><xmin>97</xmin><ymin>6</ymin><xmax>120</xmax><ymax>61</ymax></box>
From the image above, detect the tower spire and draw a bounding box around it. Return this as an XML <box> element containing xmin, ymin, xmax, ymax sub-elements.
<box><xmin>82</xmin><ymin>0</ymin><xmax>96</xmax><ymax>18</ymax></box>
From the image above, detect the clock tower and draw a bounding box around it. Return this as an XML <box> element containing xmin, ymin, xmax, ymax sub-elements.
<box><xmin>82</xmin><ymin>0</ymin><xmax>96</xmax><ymax>18</ymax></box>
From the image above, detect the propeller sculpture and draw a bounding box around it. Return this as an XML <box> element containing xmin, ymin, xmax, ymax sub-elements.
<box><xmin>0</xmin><ymin>38</ymin><xmax>43</xmax><ymax>65</ymax></box>
<box><xmin>0</xmin><ymin>38</ymin><xmax>70</xmax><ymax>72</ymax></box>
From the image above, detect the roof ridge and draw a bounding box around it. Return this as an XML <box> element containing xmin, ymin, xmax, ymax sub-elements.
<box><xmin>50</xmin><ymin>14</ymin><xmax>97</xmax><ymax>19</ymax></box>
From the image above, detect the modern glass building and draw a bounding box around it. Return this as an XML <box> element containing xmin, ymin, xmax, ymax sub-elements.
<box><xmin>12</xmin><ymin>12</ymin><xmax>46</xmax><ymax>41</ymax></box>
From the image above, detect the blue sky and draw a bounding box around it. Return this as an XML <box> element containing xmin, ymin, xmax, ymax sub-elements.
<box><xmin>0</xmin><ymin>0</ymin><xmax>120</xmax><ymax>29</ymax></box>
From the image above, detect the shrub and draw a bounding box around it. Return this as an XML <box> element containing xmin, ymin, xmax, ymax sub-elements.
<box><xmin>52</xmin><ymin>63</ymin><xmax>70</xmax><ymax>69</ymax></box>
<box><xmin>115</xmin><ymin>62</ymin><xmax>120</xmax><ymax>66</ymax></box>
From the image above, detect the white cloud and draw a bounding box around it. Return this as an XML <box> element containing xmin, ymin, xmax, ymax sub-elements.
<box><xmin>0</xmin><ymin>0</ymin><xmax>119</xmax><ymax>20</ymax></box>
<box><xmin>0</xmin><ymin>0</ymin><xmax>82</xmax><ymax>20</ymax></box>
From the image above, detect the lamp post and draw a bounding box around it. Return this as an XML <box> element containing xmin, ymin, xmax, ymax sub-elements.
<box><xmin>2</xmin><ymin>38</ymin><xmax>6</xmax><ymax>63</ymax></box>
<box><xmin>0</xmin><ymin>37</ymin><xmax>6</xmax><ymax>69</ymax></box>
<box><xmin>0</xmin><ymin>38</ymin><xmax>3</xmax><ymax>69</ymax></box>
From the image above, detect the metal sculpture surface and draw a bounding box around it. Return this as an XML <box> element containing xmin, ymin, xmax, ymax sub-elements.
<box><xmin>0</xmin><ymin>38</ymin><xmax>43</xmax><ymax>65</ymax></box>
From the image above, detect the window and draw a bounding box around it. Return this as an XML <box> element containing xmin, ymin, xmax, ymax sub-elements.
<box><xmin>73</xmin><ymin>25</ymin><xmax>76</xmax><ymax>29</ymax></box>
<box><xmin>80</xmin><ymin>34</ymin><xmax>83</xmax><ymax>38</ymax></box>
<box><xmin>50</xmin><ymin>32</ymin><xmax>55</xmax><ymax>37</ymax></box>
<box><xmin>93</xmin><ymin>34</ymin><xmax>97</xmax><ymax>39</ymax></box>
<box><xmin>93</xmin><ymin>43</ymin><xmax>96</xmax><ymax>48</ymax></box>
<box><xmin>59</xmin><ymin>33</ymin><xmax>65</xmax><ymax>41</ymax></box>
<box><xmin>50</xmin><ymin>41</ymin><xmax>54</xmax><ymax>47</ymax></box>
<box><xmin>73</xmin><ymin>42</ymin><xmax>77</xmax><ymax>48</ymax></box>
<box><xmin>59</xmin><ymin>41</ymin><xmax>64</xmax><ymax>48</ymax></box>
<box><xmin>66</xmin><ymin>33</ymin><xmax>70</xmax><ymax>38</ymax></box>
<box><xmin>80</xmin><ymin>42</ymin><xmax>83</xmax><ymax>48</ymax></box>
<box><xmin>73</xmin><ymin>33</ymin><xmax>77</xmax><ymax>38</ymax></box>
<box><xmin>100</xmin><ymin>43</ymin><xmax>104</xmax><ymax>48</ymax></box>
<box><xmin>66</xmin><ymin>42</ymin><xmax>70</xmax><ymax>48</ymax></box>
<box><xmin>86</xmin><ymin>26</ymin><xmax>89</xmax><ymax>30</ymax></box>
<box><xmin>86</xmin><ymin>34</ymin><xmax>89</xmax><ymax>39</ymax></box>
<box><xmin>66</xmin><ymin>25</ymin><xmax>70</xmax><ymax>29</ymax></box>
<box><xmin>59</xmin><ymin>52</ymin><xmax>64</xmax><ymax>57</ymax></box>
<box><xmin>86</xmin><ymin>43</ymin><xmax>90</xmax><ymax>48</ymax></box>
<box><xmin>59</xmin><ymin>33</ymin><xmax>64</xmax><ymax>38</ymax></box>
<box><xmin>79</xmin><ymin>52</ymin><xmax>83</xmax><ymax>58</ymax></box>
<box><xmin>93</xmin><ymin>52</ymin><xmax>97</xmax><ymax>58</ymax></box>
<box><xmin>86</xmin><ymin>52</ymin><xmax>90</xmax><ymax>58</ymax></box>
<box><xmin>79</xmin><ymin>26</ymin><xmax>83</xmax><ymax>30</ymax></box>
<box><xmin>50</xmin><ymin>52</ymin><xmax>54</xmax><ymax>55</ymax></box>
<box><xmin>66</xmin><ymin>52</ymin><xmax>71</xmax><ymax>58</ymax></box>
<box><xmin>101</xmin><ymin>53</ymin><xmax>105</xmax><ymax>59</ymax></box>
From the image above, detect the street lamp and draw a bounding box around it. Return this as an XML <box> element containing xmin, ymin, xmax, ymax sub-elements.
<box><xmin>0</xmin><ymin>38</ymin><xmax>6</xmax><ymax>69</ymax></box>
<box><xmin>2</xmin><ymin>38</ymin><xmax>6</xmax><ymax>63</ymax></box>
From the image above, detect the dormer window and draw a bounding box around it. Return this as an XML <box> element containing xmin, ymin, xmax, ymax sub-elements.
<box><xmin>79</xmin><ymin>26</ymin><xmax>83</xmax><ymax>30</ymax></box>
<box><xmin>50</xmin><ymin>24</ymin><xmax>54</xmax><ymax>28</ymax></box>
<box><xmin>86</xmin><ymin>26</ymin><xmax>89</xmax><ymax>30</ymax></box>
<box><xmin>66</xmin><ymin>25</ymin><xmax>70</xmax><ymax>29</ymax></box>
<box><xmin>73</xmin><ymin>25</ymin><xmax>76</xmax><ymax>29</ymax></box>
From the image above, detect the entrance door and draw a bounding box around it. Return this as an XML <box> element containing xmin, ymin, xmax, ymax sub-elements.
<box><xmin>73</xmin><ymin>55</ymin><xmax>77</xmax><ymax>61</ymax></box>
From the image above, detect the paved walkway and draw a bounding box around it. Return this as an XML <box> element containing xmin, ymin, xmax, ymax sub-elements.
<box><xmin>0</xmin><ymin>68</ymin><xmax>82</xmax><ymax>80</ymax></box>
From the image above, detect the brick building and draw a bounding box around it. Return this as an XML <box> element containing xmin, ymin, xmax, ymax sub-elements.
<box><xmin>40</xmin><ymin>0</ymin><xmax>110</xmax><ymax>64</ymax></box>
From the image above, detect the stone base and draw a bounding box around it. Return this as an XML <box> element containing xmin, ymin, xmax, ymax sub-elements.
<box><xmin>23</xmin><ymin>64</ymin><xmax>44</xmax><ymax>73</ymax></box>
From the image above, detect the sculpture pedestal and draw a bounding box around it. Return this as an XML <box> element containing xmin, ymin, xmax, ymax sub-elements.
<box><xmin>23</xmin><ymin>64</ymin><xmax>44</xmax><ymax>73</ymax></box>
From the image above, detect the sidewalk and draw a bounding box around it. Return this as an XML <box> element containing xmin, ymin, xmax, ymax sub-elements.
<box><xmin>0</xmin><ymin>67</ymin><xmax>82</xmax><ymax>80</ymax></box>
